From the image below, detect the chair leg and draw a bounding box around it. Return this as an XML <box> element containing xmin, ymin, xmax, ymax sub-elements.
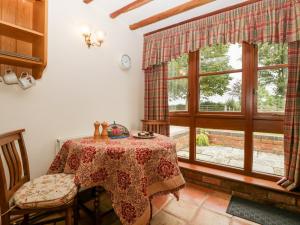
<box><xmin>65</xmin><ymin>207</ymin><xmax>73</xmax><ymax>225</ymax></box>
<box><xmin>73</xmin><ymin>197</ymin><xmax>79</xmax><ymax>225</ymax></box>
<box><xmin>21</xmin><ymin>214</ymin><xmax>29</xmax><ymax>225</ymax></box>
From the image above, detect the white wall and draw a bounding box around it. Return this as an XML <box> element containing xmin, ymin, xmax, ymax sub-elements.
<box><xmin>0</xmin><ymin>0</ymin><xmax>144</xmax><ymax>178</ymax></box>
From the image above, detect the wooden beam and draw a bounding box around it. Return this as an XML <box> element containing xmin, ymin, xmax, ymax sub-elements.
<box><xmin>83</xmin><ymin>0</ymin><xmax>93</xmax><ymax>4</ymax></box>
<box><xmin>110</xmin><ymin>0</ymin><xmax>153</xmax><ymax>19</ymax></box>
<box><xmin>130</xmin><ymin>0</ymin><xmax>215</xmax><ymax>30</ymax></box>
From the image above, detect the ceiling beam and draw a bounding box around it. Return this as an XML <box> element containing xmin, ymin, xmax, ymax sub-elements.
<box><xmin>83</xmin><ymin>0</ymin><xmax>93</xmax><ymax>4</ymax></box>
<box><xmin>129</xmin><ymin>0</ymin><xmax>215</xmax><ymax>30</ymax></box>
<box><xmin>110</xmin><ymin>0</ymin><xmax>153</xmax><ymax>19</ymax></box>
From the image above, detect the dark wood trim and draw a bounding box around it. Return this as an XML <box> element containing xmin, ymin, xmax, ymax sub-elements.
<box><xmin>144</xmin><ymin>0</ymin><xmax>262</xmax><ymax>36</ymax></box>
<box><xmin>179</xmin><ymin>161</ymin><xmax>285</xmax><ymax>189</ymax></box>
<box><xmin>244</xmin><ymin>42</ymin><xmax>255</xmax><ymax>175</ymax></box>
<box><xmin>169</xmin><ymin>112</ymin><xmax>191</xmax><ymax>117</ymax></box>
<box><xmin>110</xmin><ymin>0</ymin><xmax>152</xmax><ymax>19</ymax></box>
<box><xmin>179</xmin><ymin>157</ymin><xmax>280</xmax><ymax>182</ymax></box>
<box><xmin>167</xmin><ymin>75</ymin><xmax>189</xmax><ymax>80</ymax></box>
<box><xmin>189</xmin><ymin>51</ymin><xmax>198</xmax><ymax>162</ymax></box>
<box><xmin>257</xmin><ymin>64</ymin><xmax>288</xmax><ymax>70</ymax></box>
<box><xmin>199</xmin><ymin>69</ymin><xmax>242</xmax><ymax>76</ymax></box>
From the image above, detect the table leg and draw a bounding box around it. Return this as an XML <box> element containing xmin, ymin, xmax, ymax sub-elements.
<box><xmin>94</xmin><ymin>187</ymin><xmax>101</xmax><ymax>225</ymax></box>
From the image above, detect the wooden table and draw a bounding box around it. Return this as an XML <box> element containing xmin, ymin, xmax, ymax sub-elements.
<box><xmin>48</xmin><ymin>135</ymin><xmax>185</xmax><ymax>225</ymax></box>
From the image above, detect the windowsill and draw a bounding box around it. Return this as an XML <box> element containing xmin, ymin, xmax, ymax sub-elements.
<box><xmin>179</xmin><ymin>161</ymin><xmax>300</xmax><ymax>196</ymax></box>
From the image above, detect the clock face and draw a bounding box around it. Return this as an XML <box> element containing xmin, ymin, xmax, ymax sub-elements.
<box><xmin>120</xmin><ymin>54</ymin><xmax>131</xmax><ymax>70</ymax></box>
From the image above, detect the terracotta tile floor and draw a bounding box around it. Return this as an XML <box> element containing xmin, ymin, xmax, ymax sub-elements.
<box><xmin>151</xmin><ymin>183</ymin><xmax>260</xmax><ymax>225</ymax></box>
<box><xmin>42</xmin><ymin>183</ymin><xmax>260</xmax><ymax>225</ymax></box>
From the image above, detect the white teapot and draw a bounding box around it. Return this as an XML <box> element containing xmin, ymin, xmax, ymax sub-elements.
<box><xmin>18</xmin><ymin>72</ymin><xmax>36</xmax><ymax>90</ymax></box>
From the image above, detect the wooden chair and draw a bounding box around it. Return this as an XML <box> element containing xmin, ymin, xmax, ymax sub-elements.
<box><xmin>0</xmin><ymin>129</ymin><xmax>78</xmax><ymax>225</ymax></box>
<box><xmin>141</xmin><ymin>120</ymin><xmax>170</xmax><ymax>136</ymax></box>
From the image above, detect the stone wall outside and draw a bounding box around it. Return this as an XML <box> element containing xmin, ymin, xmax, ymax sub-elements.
<box><xmin>172</xmin><ymin>130</ymin><xmax>284</xmax><ymax>155</ymax></box>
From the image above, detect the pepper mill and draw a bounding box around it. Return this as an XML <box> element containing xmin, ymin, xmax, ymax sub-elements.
<box><xmin>101</xmin><ymin>121</ymin><xmax>109</xmax><ymax>139</ymax></box>
<box><xmin>94</xmin><ymin>121</ymin><xmax>101</xmax><ymax>140</ymax></box>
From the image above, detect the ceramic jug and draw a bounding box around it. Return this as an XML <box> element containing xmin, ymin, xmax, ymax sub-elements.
<box><xmin>3</xmin><ymin>69</ymin><xmax>18</xmax><ymax>85</ymax></box>
<box><xmin>18</xmin><ymin>72</ymin><xmax>36</xmax><ymax>90</ymax></box>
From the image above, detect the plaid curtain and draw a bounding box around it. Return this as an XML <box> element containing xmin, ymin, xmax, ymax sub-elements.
<box><xmin>144</xmin><ymin>64</ymin><xmax>169</xmax><ymax>136</ymax></box>
<box><xmin>278</xmin><ymin>41</ymin><xmax>300</xmax><ymax>191</ymax></box>
<box><xmin>143</xmin><ymin>0</ymin><xmax>300</xmax><ymax>69</ymax></box>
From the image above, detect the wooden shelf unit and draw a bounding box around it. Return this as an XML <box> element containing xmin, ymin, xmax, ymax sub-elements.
<box><xmin>0</xmin><ymin>54</ymin><xmax>43</xmax><ymax>67</ymax></box>
<box><xmin>0</xmin><ymin>0</ymin><xmax>48</xmax><ymax>80</ymax></box>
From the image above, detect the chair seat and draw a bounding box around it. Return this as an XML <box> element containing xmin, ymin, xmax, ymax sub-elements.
<box><xmin>12</xmin><ymin>173</ymin><xmax>77</xmax><ymax>209</ymax></box>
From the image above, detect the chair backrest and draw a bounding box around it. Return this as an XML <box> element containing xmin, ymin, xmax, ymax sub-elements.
<box><xmin>0</xmin><ymin>129</ymin><xmax>30</xmax><ymax>211</ymax></box>
<box><xmin>141</xmin><ymin>120</ymin><xmax>170</xmax><ymax>136</ymax></box>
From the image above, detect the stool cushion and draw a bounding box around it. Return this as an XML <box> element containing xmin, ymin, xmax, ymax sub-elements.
<box><xmin>13</xmin><ymin>173</ymin><xmax>77</xmax><ymax>209</ymax></box>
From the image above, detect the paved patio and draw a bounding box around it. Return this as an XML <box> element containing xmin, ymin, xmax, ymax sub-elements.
<box><xmin>177</xmin><ymin>146</ymin><xmax>284</xmax><ymax>176</ymax></box>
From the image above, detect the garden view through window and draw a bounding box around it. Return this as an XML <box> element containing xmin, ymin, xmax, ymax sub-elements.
<box><xmin>199</xmin><ymin>44</ymin><xmax>242</xmax><ymax>112</ymax></box>
<box><xmin>168</xmin><ymin>54</ymin><xmax>189</xmax><ymax>112</ymax></box>
<box><xmin>168</xmin><ymin>42</ymin><xmax>288</xmax><ymax>177</ymax></box>
<box><xmin>257</xmin><ymin>43</ymin><xmax>288</xmax><ymax>113</ymax></box>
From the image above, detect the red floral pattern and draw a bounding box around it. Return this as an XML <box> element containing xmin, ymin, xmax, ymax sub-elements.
<box><xmin>157</xmin><ymin>158</ymin><xmax>176</xmax><ymax>179</ymax></box>
<box><xmin>135</xmin><ymin>148</ymin><xmax>152</xmax><ymax>165</ymax></box>
<box><xmin>67</xmin><ymin>154</ymin><xmax>80</xmax><ymax>170</ymax></box>
<box><xmin>48</xmin><ymin>135</ymin><xmax>185</xmax><ymax>225</ymax></box>
<box><xmin>157</xmin><ymin>142</ymin><xmax>173</xmax><ymax>150</ymax></box>
<box><xmin>82</xmin><ymin>146</ymin><xmax>96</xmax><ymax>163</ymax></box>
<box><xmin>106</xmin><ymin>146</ymin><xmax>125</xmax><ymax>160</ymax></box>
<box><xmin>90</xmin><ymin>168</ymin><xmax>108</xmax><ymax>183</ymax></box>
<box><xmin>118</xmin><ymin>171</ymin><xmax>131</xmax><ymax>190</ymax></box>
<box><xmin>121</xmin><ymin>201</ymin><xmax>137</xmax><ymax>223</ymax></box>
<box><xmin>49</xmin><ymin>155</ymin><xmax>61</xmax><ymax>171</ymax></box>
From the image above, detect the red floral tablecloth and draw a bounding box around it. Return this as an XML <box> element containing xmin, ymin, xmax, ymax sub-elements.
<box><xmin>48</xmin><ymin>135</ymin><xmax>185</xmax><ymax>225</ymax></box>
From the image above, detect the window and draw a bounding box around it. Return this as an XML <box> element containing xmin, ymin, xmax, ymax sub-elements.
<box><xmin>168</xmin><ymin>55</ymin><xmax>189</xmax><ymax>112</ymax></box>
<box><xmin>256</xmin><ymin>43</ymin><xmax>288</xmax><ymax>114</ymax></box>
<box><xmin>169</xmin><ymin>42</ymin><xmax>288</xmax><ymax>180</ymax></box>
<box><xmin>199</xmin><ymin>44</ymin><xmax>242</xmax><ymax>112</ymax></box>
<box><xmin>170</xmin><ymin>126</ymin><xmax>190</xmax><ymax>159</ymax></box>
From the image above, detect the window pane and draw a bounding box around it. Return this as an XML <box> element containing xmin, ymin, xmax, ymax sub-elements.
<box><xmin>168</xmin><ymin>54</ymin><xmax>189</xmax><ymax>78</ymax></box>
<box><xmin>196</xmin><ymin>128</ymin><xmax>244</xmax><ymax>169</ymax></box>
<box><xmin>200</xmin><ymin>43</ymin><xmax>242</xmax><ymax>73</ymax></box>
<box><xmin>199</xmin><ymin>73</ymin><xmax>242</xmax><ymax>112</ymax></box>
<box><xmin>168</xmin><ymin>79</ymin><xmax>188</xmax><ymax>112</ymax></box>
<box><xmin>258</xmin><ymin>43</ymin><xmax>288</xmax><ymax>67</ymax></box>
<box><xmin>253</xmin><ymin>132</ymin><xmax>284</xmax><ymax>176</ymax></box>
<box><xmin>170</xmin><ymin>126</ymin><xmax>190</xmax><ymax>159</ymax></box>
<box><xmin>257</xmin><ymin>68</ymin><xmax>288</xmax><ymax>113</ymax></box>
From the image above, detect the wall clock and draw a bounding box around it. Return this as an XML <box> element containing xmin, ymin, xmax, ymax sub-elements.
<box><xmin>120</xmin><ymin>54</ymin><xmax>131</xmax><ymax>70</ymax></box>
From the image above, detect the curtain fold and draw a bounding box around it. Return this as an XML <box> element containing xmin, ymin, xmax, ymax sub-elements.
<box><xmin>144</xmin><ymin>64</ymin><xmax>169</xmax><ymax>136</ymax></box>
<box><xmin>143</xmin><ymin>0</ymin><xmax>300</xmax><ymax>69</ymax></box>
<box><xmin>278</xmin><ymin>41</ymin><xmax>300</xmax><ymax>191</ymax></box>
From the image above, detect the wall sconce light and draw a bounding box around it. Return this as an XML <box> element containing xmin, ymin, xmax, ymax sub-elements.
<box><xmin>81</xmin><ymin>25</ymin><xmax>105</xmax><ymax>48</ymax></box>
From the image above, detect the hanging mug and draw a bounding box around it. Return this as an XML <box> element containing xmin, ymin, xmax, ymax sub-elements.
<box><xmin>3</xmin><ymin>69</ymin><xmax>18</xmax><ymax>85</ymax></box>
<box><xmin>18</xmin><ymin>72</ymin><xmax>36</xmax><ymax>90</ymax></box>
